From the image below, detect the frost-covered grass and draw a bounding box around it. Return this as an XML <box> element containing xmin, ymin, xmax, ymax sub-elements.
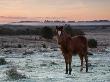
<box><xmin>0</xmin><ymin>48</ymin><xmax>110</xmax><ymax>82</ymax></box>
<box><xmin>0</xmin><ymin>33</ymin><xmax>110</xmax><ymax>82</ymax></box>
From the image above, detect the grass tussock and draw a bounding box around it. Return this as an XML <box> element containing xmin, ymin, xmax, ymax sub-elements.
<box><xmin>6</xmin><ymin>67</ymin><xmax>26</xmax><ymax>80</ymax></box>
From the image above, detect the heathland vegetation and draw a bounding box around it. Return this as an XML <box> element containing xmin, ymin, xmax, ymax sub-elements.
<box><xmin>0</xmin><ymin>25</ymin><xmax>84</xmax><ymax>38</ymax></box>
<box><xmin>0</xmin><ymin>25</ymin><xmax>97</xmax><ymax>48</ymax></box>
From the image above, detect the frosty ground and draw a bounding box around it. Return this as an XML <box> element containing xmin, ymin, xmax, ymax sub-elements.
<box><xmin>0</xmin><ymin>47</ymin><xmax>110</xmax><ymax>82</ymax></box>
<box><xmin>0</xmin><ymin>31</ymin><xmax>110</xmax><ymax>82</ymax></box>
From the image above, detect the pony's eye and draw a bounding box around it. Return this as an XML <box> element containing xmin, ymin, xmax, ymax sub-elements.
<box><xmin>58</xmin><ymin>31</ymin><xmax>61</xmax><ymax>36</ymax></box>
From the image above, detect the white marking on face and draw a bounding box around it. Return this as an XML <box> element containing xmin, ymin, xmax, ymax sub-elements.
<box><xmin>58</xmin><ymin>31</ymin><xmax>61</xmax><ymax>36</ymax></box>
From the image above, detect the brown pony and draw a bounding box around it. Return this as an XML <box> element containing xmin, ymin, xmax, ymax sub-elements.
<box><xmin>56</xmin><ymin>26</ymin><xmax>88</xmax><ymax>75</ymax></box>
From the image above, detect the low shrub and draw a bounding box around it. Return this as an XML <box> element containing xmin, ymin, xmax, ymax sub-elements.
<box><xmin>0</xmin><ymin>58</ymin><xmax>7</xmax><ymax>65</ymax></box>
<box><xmin>6</xmin><ymin>67</ymin><xmax>26</xmax><ymax>80</ymax></box>
<box><xmin>23</xmin><ymin>51</ymin><xmax>34</xmax><ymax>55</ymax></box>
<box><xmin>42</xmin><ymin>43</ymin><xmax>46</xmax><ymax>48</ymax></box>
<box><xmin>18</xmin><ymin>44</ymin><xmax>22</xmax><ymax>48</ymax></box>
<box><xmin>88</xmin><ymin>39</ymin><xmax>97</xmax><ymax>48</ymax></box>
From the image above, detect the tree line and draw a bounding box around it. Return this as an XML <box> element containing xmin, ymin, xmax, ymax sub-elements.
<box><xmin>0</xmin><ymin>26</ymin><xmax>84</xmax><ymax>39</ymax></box>
<box><xmin>0</xmin><ymin>26</ymin><xmax>97</xmax><ymax>48</ymax></box>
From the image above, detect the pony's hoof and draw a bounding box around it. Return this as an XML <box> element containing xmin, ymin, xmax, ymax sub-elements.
<box><xmin>86</xmin><ymin>68</ymin><xmax>88</xmax><ymax>72</ymax></box>
<box><xmin>65</xmin><ymin>72</ymin><xmax>68</xmax><ymax>74</ymax></box>
<box><xmin>80</xmin><ymin>69</ymin><xmax>83</xmax><ymax>72</ymax></box>
<box><xmin>65</xmin><ymin>73</ymin><xmax>68</xmax><ymax>74</ymax></box>
<box><xmin>86</xmin><ymin>70</ymin><xmax>88</xmax><ymax>72</ymax></box>
<box><xmin>69</xmin><ymin>72</ymin><xmax>71</xmax><ymax>75</ymax></box>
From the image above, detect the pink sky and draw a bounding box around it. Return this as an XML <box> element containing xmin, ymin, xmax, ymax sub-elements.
<box><xmin>0</xmin><ymin>0</ymin><xmax>110</xmax><ymax>23</ymax></box>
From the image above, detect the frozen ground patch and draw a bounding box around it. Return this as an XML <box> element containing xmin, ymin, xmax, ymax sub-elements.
<box><xmin>0</xmin><ymin>49</ymin><xmax>110</xmax><ymax>82</ymax></box>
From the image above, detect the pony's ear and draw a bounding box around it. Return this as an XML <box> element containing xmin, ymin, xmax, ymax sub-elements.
<box><xmin>60</xmin><ymin>26</ymin><xmax>63</xmax><ymax>29</ymax></box>
<box><xmin>56</xmin><ymin>26</ymin><xmax>58</xmax><ymax>29</ymax></box>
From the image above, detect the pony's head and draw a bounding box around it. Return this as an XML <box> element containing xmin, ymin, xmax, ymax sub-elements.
<box><xmin>56</xmin><ymin>26</ymin><xmax>64</xmax><ymax>44</ymax></box>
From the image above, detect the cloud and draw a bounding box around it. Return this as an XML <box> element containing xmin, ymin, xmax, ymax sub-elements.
<box><xmin>0</xmin><ymin>16</ymin><xmax>28</xmax><ymax>19</ymax></box>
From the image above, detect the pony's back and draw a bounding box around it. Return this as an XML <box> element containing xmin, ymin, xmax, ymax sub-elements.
<box><xmin>71</xmin><ymin>35</ymin><xmax>88</xmax><ymax>54</ymax></box>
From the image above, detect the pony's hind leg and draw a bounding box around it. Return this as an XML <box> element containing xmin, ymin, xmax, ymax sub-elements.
<box><xmin>79</xmin><ymin>55</ymin><xmax>84</xmax><ymax>72</ymax></box>
<box><xmin>85</xmin><ymin>54</ymin><xmax>88</xmax><ymax>72</ymax></box>
<box><xmin>68</xmin><ymin>54</ymin><xmax>72</xmax><ymax>75</ymax></box>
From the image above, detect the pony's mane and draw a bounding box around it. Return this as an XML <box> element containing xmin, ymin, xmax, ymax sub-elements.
<box><xmin>62</xmin><ymin>30</ymin><xmax>71</xmax><ymax>39</ymax></box>
<box><xmin>60</xmin><ymin>30</ymin><xmax>72</xmax><ymax>53</ymax></box>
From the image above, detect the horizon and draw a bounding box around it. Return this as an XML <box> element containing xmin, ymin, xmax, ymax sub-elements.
<box><xmin>0</xmin><ymin>0</ymin><xmax>110</xmax><ymax>23</ymax></box>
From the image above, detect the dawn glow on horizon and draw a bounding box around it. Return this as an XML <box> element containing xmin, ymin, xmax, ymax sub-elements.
<box><xmin>0</xmin><ymin>0</ymin><xmax>110</xmax><ymax>22</ymax></box>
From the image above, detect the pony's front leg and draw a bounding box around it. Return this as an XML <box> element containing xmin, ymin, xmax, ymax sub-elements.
<box><xmin>64</xmin><ymin>55</ymin><xmax>68</xmax><ymax>74</ymax></box>
<box><xmin>65</xmin><ymin>63</ymin><xmax>68</xmax><ymax>74</ymax></box>
<box><xmin>68</xmin><ymin>54</ymin><xmax>72</xmax><ymax>75</ymax></box>
<box><xmin>85</xmin><ymin>54</ymin><xmax>88</xmax><ymax>72</ymax></box>
<box><xmin>69</xmin><ymin>62</ymin><xmax>72</xmax><ymax>75</ymax></box>
<box><xmin>79</xmin><ymin>55</ymin><xmax>84</xmax><ymax>72</ymax></box>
